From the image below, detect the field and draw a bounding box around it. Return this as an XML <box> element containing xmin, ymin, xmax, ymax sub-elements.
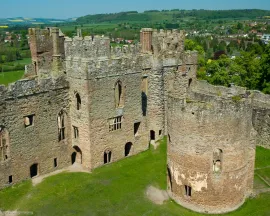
<box><xmin>0</xmin><ymin>138</ymin><xmax>269</xmax><ymax>216</ymax></box>
<box><xmin>0</xmin><ymin>70</ymin><xmax>24</xmax><ymax>86</ymax></box>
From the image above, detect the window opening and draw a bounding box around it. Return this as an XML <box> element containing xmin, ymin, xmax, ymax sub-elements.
<box><xmin>24</xmin><ymin>114</ymin><xmax>35</xmax><ymax>127</ymax></box>
<box><xmin>213</xmin><ymin>149</ymin><xmax>223</xmax><ymax>173</ymax></box>
<box><xmin>75</xmin><ymin>93</ymin><xmax>81</xmax><ymax>110</ymax></box>
<box><xmin>54</xmin><ymin>158</ymin><xmax>58</xmax><ymax>167</ymax></box>
<box><xmin>0</xmin><ymin>126</ymin><xmax>9</xmax><ymax>161</ymax></box>
<box><xmin>73</xmin><ymin>126</ymin><xmax>79</xmax><ymax>139</ymax></box>
<box><xmin>58</xmin><ymin>110</ymin><xmax>66</xmax><ymax>141</ymax></box>
<box><xmin>115</xmin><ymin>80</ymin><xmax>124</xmax><ymax>108</ymax></box>
<box><xmin>185</xmin><ymin>185</ymin><xmax>192</xmax><ymax>197</ymax></box>
<box><xmin>104</xmin><ymin>150</ymin><xmax>112</xmax><ymax>164</ymax></box>
<box><xmin>125</xmin><ymin>142</ymin><xmax>132</xmax><ymax>157</ymax></box>
<box><xmin>134</xmin><ymin>122</ymin><xmax>141</xmax><ymax>136</ymax></box>
<box><xmin>109</xmin><ymin>116</ymin><xmax>122</xmax><ymax>132</ymax></box>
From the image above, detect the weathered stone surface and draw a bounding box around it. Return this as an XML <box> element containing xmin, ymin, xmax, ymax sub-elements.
<box><xmin>0</xmin><ymin>27</ymin><xmax>269</xmax><ymax>215</ymax></box>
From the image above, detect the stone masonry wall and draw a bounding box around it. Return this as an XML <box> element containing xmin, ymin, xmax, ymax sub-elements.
<box><xmin>0</xmin><ymin>78</ymin><xmax>72</xmax><ymax>189</ymax></box>
<box><xmin>167</xmin><ymin>88</ymin><xmax>255</xmax><ymax>214</ymax></box>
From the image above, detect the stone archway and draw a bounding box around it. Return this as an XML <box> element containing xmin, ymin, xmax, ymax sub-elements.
<box><xmin>71</xmin><ymin>146</ymin><xmax>82</xmax><ymax>164</ymax></box>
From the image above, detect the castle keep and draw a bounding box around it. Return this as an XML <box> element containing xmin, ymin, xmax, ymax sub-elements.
<box><xmin>0</xmin><ymin>27</ymin><xmax>270</xmax><ymax>214</ymax></box>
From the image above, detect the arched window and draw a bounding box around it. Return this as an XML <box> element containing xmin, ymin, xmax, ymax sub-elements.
<box><xmin>213</xmin><ymin>149</ymin><xmax>223</xmax><ymax>173</ymax></box>
<box><xmin>75</xmin><ymin>93</ymin><xmax>81</xmax><ymax>110</ymax></box>
<box><xmin>125</xmin><ymin>142</ymin><xmax>132</xmax><ymax>157</ymax></box>
<box><xmin>114</xmin><ymin>80</ymin><xmax>124</xmax><ymax>108</ymax></box>
<box><xmin>0</xmin><ymin>126</ymin><xmax>9</xmax><ymax>161</ymax></box>
<box><xmin>104</xmin><ymin>149</ymin><xmax>112</xmax><ymax>164</ymax></box>
<box><xmin>58</xmin><ymin>110</ymin><xmax>66</xmax><ymax>141</ymax></box>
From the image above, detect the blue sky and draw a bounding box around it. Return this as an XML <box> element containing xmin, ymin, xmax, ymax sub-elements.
<box><xmin>1</xmin><ymin>0</ymin><xmax>270</xmax><ymax>19</ymax></box>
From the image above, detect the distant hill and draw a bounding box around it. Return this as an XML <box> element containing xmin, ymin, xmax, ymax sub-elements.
<box><xmin>76</xmin><ymin>9</ymin><xmax>270</xmax><ymax>24</ymax></box>
<box><xmin>0</xmin><ymin>17</ymin><xmax>73</xmax><ymax>26</ymax></box>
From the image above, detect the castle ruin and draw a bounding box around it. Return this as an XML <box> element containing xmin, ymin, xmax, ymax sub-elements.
<box><xmin>0</xmin><ymin>27</ymin><xmax>270</xmax><ymax>214</ymax></box>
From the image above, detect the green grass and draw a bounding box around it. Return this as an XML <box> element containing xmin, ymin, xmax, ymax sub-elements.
<box><xmin>255</xmin><ymin>146</ymin><xmax>270</xmax><ymax>169</ymax></box>
<box><xmin>0</xmin><ymin>139</ymin><xmax>270</xmax><ymax>216</ymax></box>
<box><xmin>0</xmin><ymin>70</ymin><xmax>24</xmax><ymax>86</ymax></box>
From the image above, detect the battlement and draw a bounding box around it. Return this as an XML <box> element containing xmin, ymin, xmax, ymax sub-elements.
<box><xmin>65</xmin><ymin>35</ymin><xmax>141</xmax><ymax>60</ymax></box>
<box><xmin>140</xmin><ymin>28</ymin><xmax>185</xmax><ymax>56</ymax></box>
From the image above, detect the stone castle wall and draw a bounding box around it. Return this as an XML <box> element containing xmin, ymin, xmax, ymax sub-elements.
<box><xmin>1</xmin><ymin>26</ymin><xmax>269</xmax><ymax>215</ymax></box>
<box><xmin>167</xmin><ymin>80</ymin><xmax>256</xmax><ymax>213</ymax></box>
<box><xmin>0</xmin><ymin>78</ymin><xmax>72</xmax><ymax>188</ymax></box>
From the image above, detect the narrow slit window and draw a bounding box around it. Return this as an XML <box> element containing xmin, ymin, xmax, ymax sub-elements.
<box><xmin>73</xmin><ymin>126</ymin><xmax>79</xmax><ymax>139</ymax></box>
<box><xmin>0</xmin><ymin>126</ymin><xmax>9</xmax><ymax>162</ymax></box>
<box><xmin>185</xmin><ymin>185</ymin><xmax>192</xmax><ymax>197</ymax></box>
<box><xmin>58</xmin><ymin>110</ymin><xmax>66</xmax><ymax>141</ymax></box>
<box><xmin>54</xmin><ymin>158</ymin><xmax>58</xmax><ymax>168</ymax></box>
<box><xmin>75</xmin><ymin>93</ymin><xmax>81</xmax><ymax>110</ymax></box>
<box><xmin>115</xmin><ymin>80</ymin><xmax>124</xmax><ymax>108</ymax></box>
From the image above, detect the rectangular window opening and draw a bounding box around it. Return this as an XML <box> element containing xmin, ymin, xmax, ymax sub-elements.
<box><xmin>185</xmin><ymin>185</ymin><xmax>192</xmax><ymax>197</ymax></box>
<box><xmin>109</xmin><ymin>116</ymin><xmax>122</xmax><ymax>132</ymax></box>
<box><xmin>54</xmin><ymin>158</ymin><xmax>58</xmax><ymax>168</ymax></box>
<box><xmin>24</xmin><ymin>114</ymin><xmax>35</xmax><ymax>128</ymax></box>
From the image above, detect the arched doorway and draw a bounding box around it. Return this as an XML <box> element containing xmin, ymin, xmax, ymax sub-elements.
<box><xmin>71</xmin><ymin>146</ymin><xmax>82</xmax><ymax>164</ymax></box>
<box><xmin>125</xmin><ymin>142</ymin><xmax>133</xmax><ymax>157</ymax></box>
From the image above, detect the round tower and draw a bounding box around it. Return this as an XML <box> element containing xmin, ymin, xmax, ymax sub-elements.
<box><xmin>167</xmin><ymin>84</ymin><xmax>255</xmax><ymax>214</ymax></box>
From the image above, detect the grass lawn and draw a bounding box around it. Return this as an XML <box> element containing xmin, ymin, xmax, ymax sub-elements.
<box><xmin>0</xmin><ymin>70</ymin><xmax>24</xmax><ymax>86</ymax></box>
<box><xmin>0</xmin><ymin>139</ymin><xmax>270</xmax><ymax>216</ymax></box>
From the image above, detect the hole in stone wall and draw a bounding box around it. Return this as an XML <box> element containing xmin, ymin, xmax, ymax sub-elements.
<box><xmin>168</xmin><ymin>134</ymin><xmax>171</xmax><ymax>142</ymax></box>
<box><xmin>167</xmin><ymin>166</ymin><xmax>173</xmax><ymax>191</ymax></box>
<box><xmin>0</xmin><ymin>126</ymin><xmax>9</xmax><ymax>162</ymax></box>
<box><xmin>73</xmin><ymin>126</ymin><xmax>79</xmax><ymax>139</ymax></box>
<box><xmin>75</xmin><ymin>93</ymin><xmax>81</xmax><ymax>110</ymax></box>
<box><xmin>104</xmin><ymin>150</ymin><xmax>112</xmax><ymax>164</ymax></box>
<box><xmin>185</xmin><ymin>185</ymin><xmax>192</xmax><ymax>197</ymax></box>
<box><xmin>30</xmin><ymin>163</ymin><xmax>38</xmax><ymax>178</ymax></box>
<box><xmin>159</xmin><ymin>130</ymin><xmax>162</xmax><ymax>136</ymax></box>
<box><xmin>192</xmin><ymin>112</ymin><xmax>195</xmax><ymax>115</ymax></box>
<box><xmin>115</xmin><ymin>80</ymin><xmax>125</xmax><ymax>108</ymax></box>
<box><xmin>125</xmin><ymin>142</ymin><xmax>132</xmax><ymax>157</ymax></box>
<box><xmin>8</xmin><ymin>175</ymin><xmax>12</xmax><ymax>184</ymax></box>
<box><xmin>150</xmin><ymin>130</ymin><xmax>155</xmax><ymax>140</ymax></box>
<box><xmin>71</xmin><ymin>152</ymin><xmax>76</xmax><ymax>164</ymax></box>
<box><xmin>188</xmin><ymin>78</ymin><xmax>192</xmax><ymax>87</ymax></box>
<box><xmin>24</xmin><ymin>114</ymin><xmax>35</xmax><ymax>128</ymax></box>
<box><xmin>213</xmin><ymin>149</ymin><xmax>223</xmax><ymax>173</ymax></box>
<box><xmin>134</xmin><ymin>122</ymin><xmax>141</xmax><ymax>136</ymax></box>
<box><xmin>54</xmin><ymin>158</ymin><xmax>58</xmax><ymax>168</ymax></box>
<box><xmin>58</xmin><ymin>110</ymin><xmax>66</xmax><ymax>141</ymax></box>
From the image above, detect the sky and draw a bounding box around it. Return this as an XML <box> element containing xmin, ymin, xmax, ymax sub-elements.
<box><xmin>1</xmin><ymin>0</ymin><xmax>270</xmax><ymax>19</ymax></box>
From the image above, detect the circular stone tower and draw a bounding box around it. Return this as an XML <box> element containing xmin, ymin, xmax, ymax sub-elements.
<box><xmin>167</xmin><ymin>84</ymin><xmax>255</xmax><ymax>214</ymax></box>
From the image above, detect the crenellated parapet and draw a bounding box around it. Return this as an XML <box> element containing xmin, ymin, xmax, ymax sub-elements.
<box><xmin>65</xmin><ymin>36</ymin><xmax>141</xmax><ymax>60</ymax></box>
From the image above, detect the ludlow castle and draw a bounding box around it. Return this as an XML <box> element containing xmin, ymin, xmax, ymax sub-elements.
<box><xmin>0</xmin><ymin>27</ymin><xmax>270</xmax><ymax>214</ymax></box>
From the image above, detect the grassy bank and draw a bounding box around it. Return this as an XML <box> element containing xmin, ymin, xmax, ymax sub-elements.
<box><xmin>0</xmin><ymin>70</ymin><xmax>24</xmax><ymax>86</ymax></box>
